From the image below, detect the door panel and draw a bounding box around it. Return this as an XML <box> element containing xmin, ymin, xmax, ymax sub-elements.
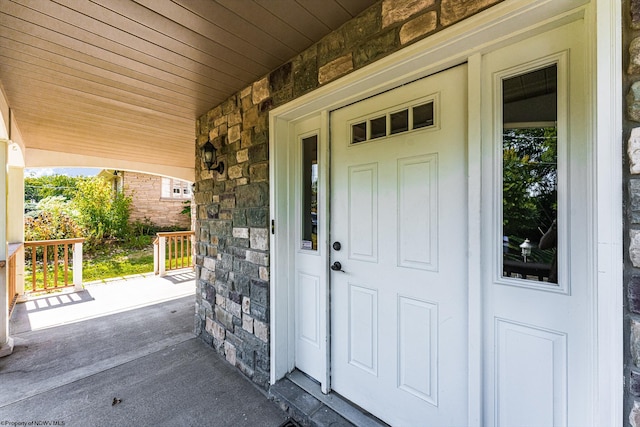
<box><xmin>348</xmin><ymin>164</ymin><xmax>378</xmax><ymax>262</ymax></box>
<box><xmin>348</xmin><ymin>284</ymin><xmax>378</xmax><ymax>374</ymax></box>
<box><xmin>398</xmin><ymin>296</ymin><xmax>438</xmax><ymax>404</ymax></box>
<box><xmin>297</xmin><ymin>272</ymin><xmax>320</xmax><ymax>347</ymax></box>
<box><xmin>398</xmin><ymin>154</ymin><xmax>438</xmax><ymax>270</ymax></box>
<box><xmin>481</xmin><ymin>21</ymin><xmax>591</xmax><ymax>427</ymax></box>
<box><xmin>496</xmin><ymin>319</ymin><xmax>567</xmax><ymax>427</ymax></box>
<box><xmin>330</xmin><ymin>65</ymin><xmax>468</xmax><ymax>426</ymax></box>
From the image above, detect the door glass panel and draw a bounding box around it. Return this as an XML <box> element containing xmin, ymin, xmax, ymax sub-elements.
<box><xmin>413</xmin><ymin>101</ymin><xmax>434</xmax><ymax>129</ymax></box>
<box><xmin>352</xmin><ymin>122</ymin><xmax>367</xmax><ymax>143</ymax></box>
<box><xmin>501</xmin><ymin>64</ymin><xmax>558</xmax><ymax>284</ymax></box>
<box><xmin>370</xmin><ymin>116</ymin><xmax>386</xmax><ymax>139</ymax></box>
<box><xmin>302</xmin><ymin>135</ymin><xmax>318</xmax><ymax>250</ymax></box>
<box><xmin>390</xmin><ymin>109</ymin><xmax>409</xmax><ymax>134</ymax></box>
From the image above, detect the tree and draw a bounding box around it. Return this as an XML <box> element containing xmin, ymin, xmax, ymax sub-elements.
<box><xmin>24</xmin><ymin>175</ymin><xmax>80</xmax><ymax>204</ymax></box>
<box><xmin>502</xmin><ymin>127</ymin><xmax>557</xmax><ymax>260</ymax></box>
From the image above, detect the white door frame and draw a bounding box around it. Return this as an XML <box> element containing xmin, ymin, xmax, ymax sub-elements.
<box><xmin>269</xmin><ymin>1</ymin><xmax>621</xmax><ymax>425</ymax></box>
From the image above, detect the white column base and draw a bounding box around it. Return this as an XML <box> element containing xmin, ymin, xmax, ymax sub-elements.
<box><xmin>0</xmin><ymin>336</ymin><xmax>14</xmax><ymax>358</ymax></box>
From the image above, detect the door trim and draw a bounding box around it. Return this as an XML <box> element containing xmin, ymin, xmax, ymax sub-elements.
<box><xmin>467</xmin><ymin>52</ymin><xmax>483</xmax><ymax>425</ymax></box>
<box><xmin>591</xmin><ymin>1</ymin><xmax>623</xmax><ymax>425</ymax></box>
<box><xmin>269</xmin><ymin>1</ymin><xmax>621</xmax><ymax>425</ymax></box>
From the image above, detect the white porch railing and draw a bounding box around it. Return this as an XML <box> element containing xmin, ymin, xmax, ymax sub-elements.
<box><xmin>154</xmin><ymin>231</ymin><xmax>195</xmax><ymax>276</ymax></box>
<box><xmin>23</xmin><ymin>238</ymin><xmax>84</xmax><ymax>293</ymax></box>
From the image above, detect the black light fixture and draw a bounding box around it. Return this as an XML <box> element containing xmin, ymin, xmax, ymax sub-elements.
<box><xmin>201</xmin><ymin>137</ymin><xmax>225</xmax><ymax>174</ymax></box>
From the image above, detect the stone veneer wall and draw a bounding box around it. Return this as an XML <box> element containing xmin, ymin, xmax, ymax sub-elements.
<box><xmin>627</xmin><ymin>1</ymin><xmax>640</xmax><ymax>425</ymax></box>
<box><xmin>122</xmin><ymin>171</ymin><xmax>190</xmax><ymax>229</ymax></box>
<box><xmin>193</xmin><ymin>0</ymin><xmax>502</xmax><ymax>389</ymax></box>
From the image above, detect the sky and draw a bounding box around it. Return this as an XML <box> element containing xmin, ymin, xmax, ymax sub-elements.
<box><xmin>24</xmin><ymin>167</ymin><xmax>101</xmax><ymax>178</ymax></box>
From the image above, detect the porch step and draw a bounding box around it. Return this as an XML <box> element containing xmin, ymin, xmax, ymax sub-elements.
<box><xmin>269</xmin><ymin>371</ymin><xmax>389</xmax><ymax>427</ymax></box>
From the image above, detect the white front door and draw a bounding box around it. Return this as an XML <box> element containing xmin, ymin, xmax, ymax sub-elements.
<box><xmin>330</xmin><ymin>65</ymin><xmax>468</xmax><ymax>426</ymax></box>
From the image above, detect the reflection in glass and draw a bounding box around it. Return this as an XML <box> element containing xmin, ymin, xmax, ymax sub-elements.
<box><xmin>302</xmin><ymin>135</ymin><xmax>318</xmax><ymax>250</ymax></box>
<box><xmin>501</xmin><ymin>64</ymin><xmax>558</xmax><ymax>283</ymax></box>
<box><xmin>370</xmin><ymin>116</ymin><xmax>386</xmax><ymax>139</ymax></box>
<box><xmin>390</xmin><ymin>109</ymin><xmax>409</xmax><ymax>134</ymax></box>
<box><xmin>352</xmin><ymin>122</ymin><xmax>366</xmax><ymax>143</ymax></box>
<box><xmin>413</xmin><ymin>101</ymin><xmax>434</xmax><ymax>129</ymax></box>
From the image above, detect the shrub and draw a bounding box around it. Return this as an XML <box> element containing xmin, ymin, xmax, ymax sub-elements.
<box><xmin>73</xmin><ymin>177</ymin><xmax>132</xmax><ymax>243</ymax></box>
<box><xmin>126</xmin><ymin>218</ymin><xmax>157</xmax><ymax>249</ymax></box>
<box><xmin>24</xmin><ymin>196</ymin><xmax>84</xmax><ymax>263</ymax></box>
<box><xmin>130</xmin><ymin>218</ymin><xmax>157</xmax><ymax>236</ymax></box>
<box><xmin>24</xmin><ymin>176</ymin><xmax>134</xmax><ymax>258</ymax></box>
<box><xmin>24</xmin><ymin>196</ymin><xmax>83</xmax><ymax>241</ymax></box>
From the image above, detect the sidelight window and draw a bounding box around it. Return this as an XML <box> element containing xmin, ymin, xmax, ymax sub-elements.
<box><xmin>301</xmin><ymin>135</ymin><xmax>318</xmax><ymax>251</ymax></box>
<box><xmin>501</xmin><ymin>64</ymin><xmax>558</xmax><ymax>284</ymax></box>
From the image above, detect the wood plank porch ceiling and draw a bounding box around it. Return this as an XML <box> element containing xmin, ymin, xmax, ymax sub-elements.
<box><xmin>0</xmin><ymin>0</ymin><xmax>376</xmax><ymax>174</ymax></box>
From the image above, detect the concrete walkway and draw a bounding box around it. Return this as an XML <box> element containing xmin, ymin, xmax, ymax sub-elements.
<box><xmin>0</xmin><ymin>272</ymin><xmax>289</xmax><ymax>427</ymax></box>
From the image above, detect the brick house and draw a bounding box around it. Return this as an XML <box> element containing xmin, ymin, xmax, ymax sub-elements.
<box><xmin>2</xmin><ymin>0</ymin><xmax>640</xmax><ymax>425</ymax></box>
<box><xmin>99</xmin><ymin>170</ymin><xmax>191</xmax><ymax>230</ymax></box>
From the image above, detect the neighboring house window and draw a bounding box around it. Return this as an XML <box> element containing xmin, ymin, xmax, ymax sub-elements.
<box><xmin>161</xmin><ymin>177</ymin><xmax>191</xmax><ymax>199</ymax></box>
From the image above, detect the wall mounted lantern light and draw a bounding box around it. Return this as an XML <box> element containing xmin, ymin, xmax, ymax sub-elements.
<box><xmin>201</xmin><ymin>138</ymin><xmax>225</xmax><ymax>174</ymax></box>
<box><xmin>520</xmin><ymin>238</ymin><xmax>532</xmax><ymax>263</ymax></box>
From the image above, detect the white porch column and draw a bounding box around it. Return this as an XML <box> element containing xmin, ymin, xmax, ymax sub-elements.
<box><xmin>153</xmin><ymin>239</ymin><xmax>159</xmax><ymax>275</ymax></box>
<box><xmin>73</xmin><ymin>241</ymin><xmax>83</xmax><ymax>291</ymax></box>
<box><xmin>7</xmin><ymin>165</ymin><xmax>24</xmax><ymax>298</ymax></box>
<box><xmin>158</xmin><ymin>236</ymin><xmax>166</xmax><ymax>276</ymax></box>
<box><xmin>0</xmin><ymin>138</ymin><xmax>13</xmax><ymax>357</ymax></box>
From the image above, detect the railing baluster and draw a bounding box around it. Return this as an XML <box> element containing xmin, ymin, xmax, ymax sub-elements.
<box><xmin>175</xmin><ymin>236</ymin><xmax>179</xmax><ymax>269</ymax></box>
<box><xmin>64</xmin><ymin>244</ymin><xmax>69</xmax><ymax>286</ymax></box>
<box><xmin>43</xmin><ymin>245</ymin><xmax>48</xmax><ymax>290</ymax></box>
<box><xmin>54</xmin><ymin>244</ymin><xmax>59</xmax><ymax>287</ymax></box>
<box><xmin>174</xmin><ymin>236</ymin><xmax>178</xmax><ymax>269</ymax></box>
<box><xmin>184</xmin><ymin>236</ymin><xmax>188</xmax><ymax>267</ymax></box>
<box><xmin>180</xmin><ymin>235</ymin><xmax>184</xmax><ymax>268</ymax></box>
<box><xmin>31</xmin><ymin>246</ymin><xmax>36</xmax><ymax>292</ymax></box>
<box><xmin>9</xmin><ymin>255</ymin><xmax>14</xmax><ymax>312</ymax></box>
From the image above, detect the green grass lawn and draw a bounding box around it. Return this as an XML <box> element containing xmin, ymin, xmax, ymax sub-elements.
<box><xmin>83</xmin><ymin>246</ymin><xmax>155</xmax><ymax>282</ymax></box>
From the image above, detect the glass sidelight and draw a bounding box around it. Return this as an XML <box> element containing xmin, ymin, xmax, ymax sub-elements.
<box><xmin>501</xmin><ymin>64</ymin><xmax>558</xmax><ymax>284</ymax></box>
<box><xmin>301</xmin><ymin>135</ymin><xmax>319</xmax><ymax>250</ymax></box>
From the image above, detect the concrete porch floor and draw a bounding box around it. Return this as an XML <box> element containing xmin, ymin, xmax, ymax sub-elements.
<box><xmin>0</xmin><ymin>272</ymin><xmax>290</xmax><ymax>427</ymax></box>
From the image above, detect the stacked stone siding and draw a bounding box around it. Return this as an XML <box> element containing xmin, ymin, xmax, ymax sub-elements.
<box><xmin>122</xmin><ymin>171</ymin><xmax>190</xmax><ymax>230</ymax></box>
<box><xmin>194</xmin><ymin>0</ymin><xmax>502</xmax><ymax>389</ymax></box>
<box><xmin>627</xmin><ymin>1</ymin><xmax>640</xmax><ymax>424</ymax></box>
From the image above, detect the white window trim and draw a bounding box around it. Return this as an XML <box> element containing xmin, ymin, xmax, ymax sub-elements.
<box><xmin>161</xmin><ymin>177</ymin><xmax>192</xmax><ymax>200</ymax></box>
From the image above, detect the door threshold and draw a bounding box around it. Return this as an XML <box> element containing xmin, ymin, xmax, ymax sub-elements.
<box><xmin>269</xmin><ymin>370</ymin><xmax>389</xmax><ymax>427</ymax></box>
